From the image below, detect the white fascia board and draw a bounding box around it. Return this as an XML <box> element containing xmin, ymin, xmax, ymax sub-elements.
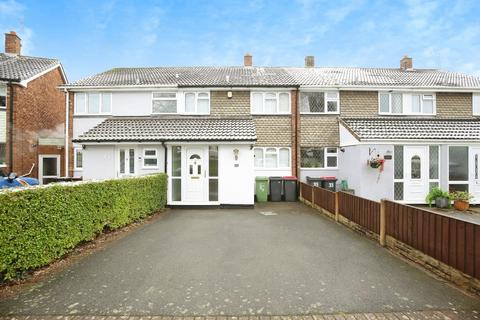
<box><xmin>20</xmin><ymin>64</ymin><xmax>66</xmax><ymax>87</ymax></box>
<box><xmin>299</xmin><ymin>85</ymin><xmax>480</xmax><ymax>93</ymax></box>
<box><xmin>79</xmin><ymin>140</ymin><xmax>256</xmax><ymax>145</ymax></box>
<box><xmin>60</xmin><ymin>84</ymin><xmax>178</xmax><ymax>91</ymax></box>
<box><xmin>354</xmin><ymin>139</ymin><xmax>480</xmax><ymax>145</ymax></box>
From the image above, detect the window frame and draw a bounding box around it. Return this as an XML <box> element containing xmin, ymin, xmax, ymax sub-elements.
<box><xmin>300</xmin><ymin>147</ymin><xmax>338</xmax><ymax>169</ymax></box>
<box><xmin>151</xmin><ymin>92</ymin><xmax>178</xmax><ymax>115</ymax></box>
<box><xmin>448</xmin><ymin>146</ymin><xmax>469</xmax><ymax>192</ymax></box>
<box><xmin>250</xmin><ymin>92</ymin><xmax>291</xmax><ymax>115</ymax></box>
<box><xmin>300</xmin><ymin>91</ymin><xmax>340</xmax><ymax>114</ymax></box>
<box><xmin>184</xmin><ymin>91</ymin><xmax>210</xmax><ymax>114</ymax></box>
<box><xmin>0</xmin><ymin>86</ymin><xmax>6</xmax><ymax>110</ymax></box>
<box><xmin>74</xmin><ymin>147</ymin><xmax>83</xmax><ymax>171</ymax></box>
<box><xmin>74</xmin><ymin>92</ymin><xmax>112</xmax><ymax>115</ymax></box>
<box><xmin>142</xmin><ymin>148</ymin><xmax>159</xmax><ymax>169</ymax></box>
<box><xmin>473</xmin><ymin>93</ymin><xmax>480</xmax><ymax>116</ymax></box>
<box><xmin>253</xmin><ymin>147</ymin><xmax>291</xmax><ymax>169</ymax></box>
<box><xmin>378</xmin><ymin>91</ymin><xmax>436</xmax><ymax>116</ymax></box>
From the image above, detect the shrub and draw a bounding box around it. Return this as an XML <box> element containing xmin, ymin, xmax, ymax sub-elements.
<box><xmin>425</xmin><ymin>187</ymin><xmax>450</xmax><ymax>207</ymax></box>
<box><xmin>0</xmin><ymin>174</ymin><xmax>167</xmax><ymax>280</ymax></box>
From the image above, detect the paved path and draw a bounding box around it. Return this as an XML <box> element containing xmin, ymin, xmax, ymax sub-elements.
<box><xmin>0</xmin><ymin>203</ymin><xmax>478</xmax><ymax>317</ymax></box>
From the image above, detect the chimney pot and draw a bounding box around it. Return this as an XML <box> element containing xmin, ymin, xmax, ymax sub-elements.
<box><xmin>400</xmin><ymin>55</ymin><xmax>413</xmax><ymax>71</ymax></box>
<box><xmin>305</xmin><ymin>55</ymin><xmax>315</xmax><ymax>68</ymax></box>
<box><xmin>5</xmin><ymin>31</ymin><xmax>21</xmax><ymax>55</ymax></box>
<box><xmin>244</xmin><ymin>53</ymin><xmax>252</xmax><ymax>67</ymax></box>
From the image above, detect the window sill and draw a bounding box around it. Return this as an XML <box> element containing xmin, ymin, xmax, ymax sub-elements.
<box><xmin>254</xmin><ymin>167</ymin><xmax>291</xmax><ymax>171</ymax></box>
<box><xmin>300</xmin><ymin>112</ymin><xmax>340</xmax><ymax>115</ymax></box>
<box><xmin>142</xmin><ymin>166</ymin><xmax>160</xmax><ymax>170</ymax></box>
<box><xmin>251</xmin><ymin>113</ymin><xmax>291</xmax><ymax>116</ymax></box>
<box><xmin>300</xmin><ymin>167</ymin><xmax>339</xmax><ymax>170</ymax></box>
<box><xmin>74</xmin><ymin>114</ymin><xmax>112</xmax><ymax>117</ymax></box>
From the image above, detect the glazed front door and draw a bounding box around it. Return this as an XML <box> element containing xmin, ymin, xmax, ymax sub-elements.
<box><xmin>404</xmin><ymin>146</ymin><xmax>428</xmax><ymax>203</ymax></box>
<box><xmin>470</xmin><ymin>147</ymin><xmax>480</xmax><ymax>204</ymax></box>
<box><xmin>118</xmin><ymin>147</ymin><xmax>135</xmax><ymax>177</ymax></box>
<box><xmin>185</xmin><ymin>147</ymin><xmax>207</xmax><ymax>202</ymax></box>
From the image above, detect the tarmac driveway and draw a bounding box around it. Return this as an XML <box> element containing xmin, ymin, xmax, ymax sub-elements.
<box><xmin>0</xmin><ymin>202</ymin><xmax>478</xmax><ymax>316</ymax></box>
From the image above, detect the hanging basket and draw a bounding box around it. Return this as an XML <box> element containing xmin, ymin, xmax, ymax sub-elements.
<box><xmin>367</xmin><ymin>158</ymin><xmax>385</xmax><ymax>171</ymax></box>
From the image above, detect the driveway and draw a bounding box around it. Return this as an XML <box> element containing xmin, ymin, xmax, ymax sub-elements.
<box><xmin>0</xmin><ymin>202</ymin><xmax>478</xmax><ymax>316</ymax></box>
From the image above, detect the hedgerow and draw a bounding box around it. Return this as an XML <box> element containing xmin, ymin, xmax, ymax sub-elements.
<box><xmin>0</xmin><ymin>174</ymin><xmax>167</xmax><ymax>280</ymax></box>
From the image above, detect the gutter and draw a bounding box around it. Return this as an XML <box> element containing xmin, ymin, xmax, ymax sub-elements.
<box><xmin>8</xmin><ymin>80</ymin><xmax>17</xmax><ymax>172</ymax></box>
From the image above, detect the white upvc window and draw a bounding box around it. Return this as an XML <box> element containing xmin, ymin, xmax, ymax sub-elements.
<box><xmin>152</xmin><ymin>92</ymin><xmax>177</xmax><ymax>114</ymax></box>
<box><xmin>254</xmin><ymin>147</ymin><xmax>290</xmax><ymax>169</ymax></box>
<box><xmin>251</xmin><ymin>92</ymin><xmax>291</xmax><ymax>114</ymax></box>
<box><xmin>300</xmin><ymin>147</ymin><xmax>338</xmax><ymax>169</ymax></box>
<box><xmin>300</xmin><ymin>91</ymin><xmax>339</xmax><ymax>114</ymax></box>
<box><xmin>0</xmin><ymin>86</ymin><xmax>6</xmax><ymax>109</ymax></box>
<box><xmin>142</xmin><ymin>148</ymin><xmax>159</xmax><ymax>169</ymax></box>
<box><xmin>74</xmin><ymin>147</ymin><xmax>83</xmax><ymax>170</ymax></box>
<box><xmin>473</xmin><ymin>93</ymin><xmax>480</xmax><ymax>116</ymax></box>
<box><xmin>379</xmin><ymin>92</ymin><xmax>436</xmax><ymax>115</ymax></box>
<box><xmin>74</xmin><ymin>92</ymin><xmax>112</xmax><ymax>115</ymax></box>
<box><xmin>185</xmin><ymin>92</ymin><xmax>210</xmax><ymax>114</ymax></box>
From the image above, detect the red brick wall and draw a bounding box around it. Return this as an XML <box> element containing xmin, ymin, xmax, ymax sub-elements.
<box><xmin>6</xmin><ymin>67</ymin><xmax>66</xmax><ymax>178</ymax></box>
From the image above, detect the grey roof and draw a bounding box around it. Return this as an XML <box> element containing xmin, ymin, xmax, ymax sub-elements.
<box><xmin>0</xmin><ymin>53</ymin><xmax>60</xmax><ymax>81</ymax></box>
<box><xmin>68</xmin><ymin>67</ymin><xmax>297</xmax><ymax>87</ymax></box>
<box><xmin>286</xmin><ymin>67</ymin><xmax>480</xmax><ymax>88</ymax></box>
<box><xmin>74</xmin><ymin>117</ymin><xmax>257</xmax><ymax>142</ymax></box>
<box><xmin>340</xmin><ymin>117</ymin><xmax>480</xmax><ymax>141</ymax></box>
<box><xmin>66</xmin><ymin>65</ymin><xmax>480</xmax><ymax>89</ymax></box>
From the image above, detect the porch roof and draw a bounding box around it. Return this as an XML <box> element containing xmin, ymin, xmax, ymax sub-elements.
<box><xmin>74</xmin><ymin>117</ymin><xmax>257</xmax><ymax>143</ymax></box>
<box><xmin>340</xmin><ymin>117</ymin><xmax>480</xmax><ymax>141</ymax></box>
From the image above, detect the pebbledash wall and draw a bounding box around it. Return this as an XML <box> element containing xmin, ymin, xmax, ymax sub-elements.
<box><xmin>6</xmin><ymin>67</ymin><xmax>66</xmax><ymax>178</ymax></box>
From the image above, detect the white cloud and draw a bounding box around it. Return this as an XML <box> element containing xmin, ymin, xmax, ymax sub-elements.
<box><xmin>0</xmin><ymin>0</ymin><xmax>23</xmax><ymax>16</ymax></box>
<box><xmin>0</xmin><ymin>0</ymin><xmax>34</xmax><ymax>55</ymax></box>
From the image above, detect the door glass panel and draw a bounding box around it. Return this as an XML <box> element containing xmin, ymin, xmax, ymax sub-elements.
<box><xmin>172</xmin><ymin>179</ymin><xmax>181</xmax><ymax>201</ymax></box>
<box><xmin>411</xmin><ymin>155</ymin><xmax>421</xmax><ymax>179</ymax></box>
<box><xmin>449</xmin><ymin>146</ymin><xmax>468</xmax><ymax>181</ymax></box>
<box><xmin>120</xmin><ymin>150</ymin><xmax>125</xmax><ymax>174</ymax></box>
<box><xmin>129</xmin><ymin>149</ymin><xmax>135</xmax><ymax>174</ymax></box>
<box><xmin>394</xmin><ymin>182</ymin><xmax>404</xmax><ymax>200</ymax></box>
<box><xmin>429</xmin><ymin>146</ymin><xmax>439</xmax><ymax>179</ymax></box>
<box><xmin>197</xmin><ymin>165</ymin><xmax>201</xmax><ymax>175</ymax></box>
<box><xmin>475</xmin><ymin>154</ymin><xmax>478</xmax><ymax>180</ymax></box>
<box><xmin>449</xmin><ymin>184</ymin><xmax>468</xmax><ymax>193</ymax></box>
<box><xmin>394</xmin><ymin>146</ymin><xmax>403</xmax><ymax>179</ymax></box>
<box><xmin>172</xmin><ymin>146</ymin><xmax>181</xmax><ymax>177</ymax></box>
<box><xmin>209</xmin><ymin>146</ymin><xmax>218</xmax><ymax>177</ymax></box>
<box><xmin>209</xmin><ymin>179</ymin><xmax>218</xmax><ymax>201</ymax></box>
<box><xmin>42</xmin><ymin>158</ymin><xmax>58</xmax><ymax>176</ymax></box>
<box><xmin>189</xmin><ymin>165</ymin><xmax>193</xmax><ymax>175</ymax></box>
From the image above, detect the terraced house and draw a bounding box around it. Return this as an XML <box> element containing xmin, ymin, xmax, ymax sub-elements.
<box><xmin>63</xmin><ymin>54</ymin><xmax>480</xmax><ymax>205</ymax></box>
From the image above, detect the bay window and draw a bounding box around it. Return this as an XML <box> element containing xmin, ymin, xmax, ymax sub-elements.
<box><xmin>300</xmin><ymin>147</ymin><xmax>338</xmax><ymax>169</ymax></box>
<box><xmin>300</xmin><ymin>91</ymin><xmax>339</xmax><ymax>114</ymax></box>
<box><xmin>152</xmin><ymin>92</ymin><xmax>177</xmax><ymax>114</ymax></box>
<box><xmin>254</xmin><ymin>147</ymin><xmax>290</xmax><ymax>169</ymax></box>
<box><xmin>75</xmin><ymin>92</ymin><xmax>112</xmax><ymax>115</ymax></box>
<box><xmin>251</xmin><ymin>92</ymin><xmax>290</xmax><ymax>114</ymax></box>
<box><xmin>143</xmin><ymin>148</ymin><xmax>159</xmax><ymax>168</ymax></box>
<box><xmin>185</xmin><ymin>92</ymin><xmax>210</xmax><ymax>114</ymax></box>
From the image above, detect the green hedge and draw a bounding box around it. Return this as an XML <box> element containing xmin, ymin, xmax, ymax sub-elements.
<box><xmin>0</xmin><ymin>174</ymin><xmax>167</xmax><ymax>280</ymax></box>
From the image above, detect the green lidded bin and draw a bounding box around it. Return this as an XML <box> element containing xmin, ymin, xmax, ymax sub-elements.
<box><xmin>255</xmin><ymin>176</ymin><xmax>269</xmax><ymax>202</ymax></box>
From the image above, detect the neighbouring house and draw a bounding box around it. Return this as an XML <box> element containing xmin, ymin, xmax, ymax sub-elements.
<box><xmin>0</xmin><ymin>31</ymin><xmax>68</xmax><ymax>183</ymax></box>
<box><xmin>63</xmin><ymin>54</ymin><xmax>480</xmax><ymax>205</ymax></box>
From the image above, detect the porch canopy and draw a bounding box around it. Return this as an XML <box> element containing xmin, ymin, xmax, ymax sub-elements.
<box><xmin>339</xmin><ymin>117</ymin><xmax>480</xmax><ymax>145</ymax></box>
<box><xmin>73</xmin><ymin>117</ymin><xmax>257</xmax><ymax>143</ymax></box>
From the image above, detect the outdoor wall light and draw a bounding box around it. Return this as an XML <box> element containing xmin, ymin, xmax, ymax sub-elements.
<box><xmin>233</xmin><ymin>148</ymin><xmax>239</xmax><ymax>161</ymax></box>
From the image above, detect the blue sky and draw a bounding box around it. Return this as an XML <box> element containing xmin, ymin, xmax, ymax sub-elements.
<box><xmin>1</xmin><ymin>0</ymin><xmax>479</xmax><ymax>81</ymax></box>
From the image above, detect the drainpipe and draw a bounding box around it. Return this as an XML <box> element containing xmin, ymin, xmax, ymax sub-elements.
<box><xmin>8</xmin><ymin>81</ymin><xmax>15</xmax><ymax>173</ymax></box>
<box><xmin>64</xmin><ymin>89</ymin><xmax>69</xmax><ymax>177</ymax></box>
<box><xmin>161</xmin><ymin>141</ymin><xmax>167</xmax><ymax>173</ymax></box>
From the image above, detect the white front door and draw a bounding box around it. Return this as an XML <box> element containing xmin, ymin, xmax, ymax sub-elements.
<box><xmin>470</xmin><ymin>147</ymin><xmax>480</xmax><ymax>204</ymax></box>
<box><xmin>118</xmin><ymin>147</ymin><xmax>135</xmax><ymax>177</ymax></box>
<box><xmin>404</xmin><ymin>146</ymin><xmax>429</xmax><ymax>203</ymax></box>
<box><xmin>39</xmin><ymin>155</ymin><xmax>60</xmax><ymax>184</ymax></box>
<box><xmin>185</xmin><ymin>147</ymin><xmax>207</xmax><ymax>202</ymax></box>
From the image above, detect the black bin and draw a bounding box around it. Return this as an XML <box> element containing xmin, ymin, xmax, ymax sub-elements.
<box><xmin>320</xmin><ymin>177</ymin><xmax>337</xmax><ymax>192</ymax></box>
<box><xmin>283</xmin><ymin>176</ymin><xmax>298</xmax><ymax>201</ymax></box>
<box><xmin>306</xmin><ymin>176</ymin><xmax>323</xmax><ymax>188</ymax></box>
<box><xmin>269</xmin><ymin>176</ymin><xmax>283</xmax><ymax>202</ymax></box>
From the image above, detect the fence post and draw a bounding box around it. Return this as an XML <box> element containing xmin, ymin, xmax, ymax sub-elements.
<box><xmin>335</xmin><ymin>192</ymin><xmax>339</xmax><ymax>222</ymax></box>
<box><xmin>311</xmin><ymin>186</ymin><xmax>315</xmax><ymax>207</ymax></box>
<box><xmin>379</xmin><ymin>199</ymin><xmax>386</xmax><ymax>246</ymax></box>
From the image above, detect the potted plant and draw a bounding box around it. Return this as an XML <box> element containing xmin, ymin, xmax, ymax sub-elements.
<box><xmin>449</xmin><ymin>191</ymin><xmax>474</xmax><ymax>211</ymax></box>
<box><xmin>367</xmin><ymin>157</ymin><xmax>385</xmax><ymax>172</ymax></box>
<box><xmin>425</xmin><ymin>187</ymin><xmax>451</xmax><ymax>208</ymax></box>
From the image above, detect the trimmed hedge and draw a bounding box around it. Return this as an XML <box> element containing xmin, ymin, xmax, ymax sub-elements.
<box><xmin>0</xmin><ymin>174</ymin><xmax>167</xmax><ymax>280</ymax></box>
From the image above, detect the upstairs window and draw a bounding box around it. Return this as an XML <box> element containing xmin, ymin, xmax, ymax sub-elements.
<box><xmin>300</xmin><ymin>147</ymin><xmax>338</xmax><ymax>169</ymax></box>
<box><xmin>152</xmin><ymin>92</ymin><xmax>177</xmax><ymax>114</ymax></box>
<box><xmin>474</xmin><ymin>93</ymin><xmax>480</xmax><ymax>116</ymax></box>
<box><xmin>185</xmin><ymin>92</ymin><xmax>210</xmax><ymax>114</ymax></box>
<box><xmin>75</xmin><ymin>92</ymin><xmax>112</xmax><ymax>115</ymax></box>
<box><xmin>379</xmin><ymin>92</ymin><xmax>435</xmax><ymax>115</ymax></box>
<box><xmin>0</xmin><ymin>86</ymin><xmax>6</xmax><ymax>109</ymax></box>
<box><xmin>251</xmin><ymin>92</ymin><xmax>290</xmax><ymax>114</ymax></box>
<box><xmin>300</xmin><ymin>91</ymin><xmax>339</xmax><ymax>114</ymax></box>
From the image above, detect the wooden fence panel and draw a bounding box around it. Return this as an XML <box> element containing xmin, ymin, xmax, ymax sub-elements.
<box><xmin>313</xmin><ymin>187</ymin><xmax>336</xmax><ymax>213</ymax></box>
<box><xmin>300</xmin><ymin>183</ymin><xmax>312</xmax><ymax>203</ymax></box>
<box><xmin>338</xmin><ymin>192</ymin><xmax>380</xmax><ymax>234</ymax></box>
<box><xmin>385</xmin><ymin>200</ymin><xmax>480</xmax><ymax>280</ymax></box>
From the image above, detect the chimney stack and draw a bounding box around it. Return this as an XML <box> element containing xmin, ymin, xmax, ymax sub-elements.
<box><xmin>5</xmin><ymin>31</ymin><xmax>21</xmax><ymax>55</ymax></box>
<box><xmin>400</xmin><ymin>55</ymin><xmax>413</xmax><ymax>71</ymax></box>
<box><xmin>244</xmin><ymin>53</ymin><xmax>252</xmax><ymax>67</ymax></box>
<box><xmin>305</xmin><ymin>55</ymin><xmax>315</xmax><ymax>68</ymax></box>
